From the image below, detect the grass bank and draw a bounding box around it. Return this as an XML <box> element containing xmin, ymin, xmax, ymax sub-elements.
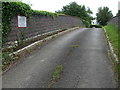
<box><xmin>104</xmin><ymin>24</ymin><xmax>120</xmax><ymax>85</ymax></box>
<box><xmin>104</xmin><ymin>24</ymin><xmax>118</xmax><ymax>56</ymax></box>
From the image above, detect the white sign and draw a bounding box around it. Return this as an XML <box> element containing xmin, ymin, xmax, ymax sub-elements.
<box><xmin>18</xmin><ymin>16</ymin><xmax>27</xmax><ymax>27</ymax></box>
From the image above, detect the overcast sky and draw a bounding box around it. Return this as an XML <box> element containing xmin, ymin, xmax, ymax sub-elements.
<box><xmin>23</xmin><ymin>0</ymin><xmax>120</xmax><ymax>17</ymax></box>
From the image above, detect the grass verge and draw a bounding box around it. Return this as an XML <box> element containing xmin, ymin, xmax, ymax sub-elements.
<box><xmin>104</xmin><ymin>24</ymin><xmax>120</xmax><ymax>86</ymax></box>
<box><xmin>104</xmin><ymin>24</ymin><xmax>118</xmax><ymax>56</ymax></box>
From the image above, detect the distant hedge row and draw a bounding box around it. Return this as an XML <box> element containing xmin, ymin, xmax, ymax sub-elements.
<box><xmin>2</xmin><ymin>2</ymin><xmax>57</xmax><ymax>44</ymax></box>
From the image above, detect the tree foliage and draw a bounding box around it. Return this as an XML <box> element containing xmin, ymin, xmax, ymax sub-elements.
<box><xmin>55</xmin><ymin>2</ymin><xmax>94</xmax><ymax>25</ymax></box>
<box><xmin>96</xmin><ymin>7</ymin><xmax>113</xmax><ymax>26</ymax></box>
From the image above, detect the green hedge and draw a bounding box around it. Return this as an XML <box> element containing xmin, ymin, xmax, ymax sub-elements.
<box><xmin>90</xmin><ymin>24</ymin><xmax>102</xmax><ymax>28</ymax></box>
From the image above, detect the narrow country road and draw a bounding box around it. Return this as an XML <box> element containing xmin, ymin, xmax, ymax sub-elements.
<box><xmin>2</xmin><ymin>28</ymin><xmax>117</xmax><ymax>88</ymax></box>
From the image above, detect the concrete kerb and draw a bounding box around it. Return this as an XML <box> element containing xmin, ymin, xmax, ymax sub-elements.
<box><xmin>2</xmin><ymin>27</ymin><xmax>79</xmax><ymax>74</ymax></box>
<box><xmin>103</xmin><ymin>27</ymin><xmax>118</xmax><ymax>63</ymax></box>
<box><xmin>4</xmin><ymin>29</ymin><xmax>63</xmax><ymax>49</ymax></box>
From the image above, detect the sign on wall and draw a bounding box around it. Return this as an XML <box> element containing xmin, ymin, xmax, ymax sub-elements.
<box><xmin>18</xmin><ymin>15</ymin><xmax>27</xmax><ymax>27</ymax></box>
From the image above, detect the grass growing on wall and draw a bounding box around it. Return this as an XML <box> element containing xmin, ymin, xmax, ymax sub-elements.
<box><xmin>32</xmin><ymin>10</ymin><xmax>58</xmax><ymax>18</ymax></box>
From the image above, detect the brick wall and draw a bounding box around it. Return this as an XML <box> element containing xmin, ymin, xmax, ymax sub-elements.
<box><xmin>7</xmin><ymin>15</ymin><xmax>84</xmax><ymax>42</ymax></box>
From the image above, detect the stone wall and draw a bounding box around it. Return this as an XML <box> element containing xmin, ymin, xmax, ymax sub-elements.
<box><xmin>108</xmin><ymin>16</ymin><xmax>119</xmax><ymax>27</ymax></box>
<box><xmin>7</xmin><ymin>15</ymin><xmax>85</xmax><ymax>42</ymax></box>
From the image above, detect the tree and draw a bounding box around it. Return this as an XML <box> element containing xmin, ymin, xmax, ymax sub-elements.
<box><xmin>55</xmin><ymin>2</ymin><xmax>94</xmax><ymax>24</ymax></box>
<box><xmin>96</xmin><ymin>7</ymin><xmax>113</xmax><ymax>26</ymax></box>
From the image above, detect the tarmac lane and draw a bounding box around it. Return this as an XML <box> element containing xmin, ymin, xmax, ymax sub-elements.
<box><xmin>2</xmin><ymin>28</ymin><xmax>117</xmax><ymax>88</ymax></box>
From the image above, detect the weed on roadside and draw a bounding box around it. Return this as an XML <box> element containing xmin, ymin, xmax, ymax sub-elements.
<box><xmin>70</xmin><ymin>44</ymin><xmax>80</xmax><ymax>48</ymax></box>
<box><xmin>48</xmin><ymin>65</ymin><xmax>63</xmax><ymax>88</ymax></box>
<box><xmin>52</xmin><ymin>35</ymin><xmax>57</xmax><ymax>38</ymax></box>
<box><xmin>2</xmin><ymin>51</ymin><xmax>16</xmax><ymax>70</ymax></box>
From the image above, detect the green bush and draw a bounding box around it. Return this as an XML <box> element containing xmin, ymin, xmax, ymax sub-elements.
<box><xmin>90</xmin><ymin>24</ymin><xmax>102</xmax><ymax>28</ymax></box>
<box><xmin>104</xmin><ymin>24</ymin><xmax>120</xmax><ymax>85</ymax></box>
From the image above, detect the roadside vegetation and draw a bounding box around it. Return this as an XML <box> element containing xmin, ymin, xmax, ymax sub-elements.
<box><xmin>90</xmin><ymin>24</ymin><xmax>102</xmax><ymax>28</ymax></box>
<box><xmin>2</xmin><ymin>51</ymin><xmax>16</xmax><ymax>71</ymax></box>
<box><xmin>48</xmin><ymin>65</ymin><xmax>63</xmax><ymax>88</ymax></box>
<box><xmin>104</xmin><ymin>24</ymin><xmax>120</xmax><ymax>84</ymax></box>
<box><xmin>96</xmin><ymin>6</ymin><xmax>120</xmax><ymax>85</ymax></box>
<box><xmin>104</xmin><ymin>24</ymin><xmax>118</xmax><ymax>56</ymax></box>
<box><xmin>70</xmin><ymin>44</ymin><xmax>80</xmax><ymax>48</ymax></box>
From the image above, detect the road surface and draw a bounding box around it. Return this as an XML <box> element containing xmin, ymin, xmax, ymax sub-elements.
<box><xmin>2</xmin><ymin>28</ymin><xmax>117</xmax><ymax>88</ymax></box>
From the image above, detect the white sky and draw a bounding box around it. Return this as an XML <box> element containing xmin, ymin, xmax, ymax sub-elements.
<box><xmin>23</xmin><ymin>0</ymin><xmax>120</xmax><ymax>17</ymax></box>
